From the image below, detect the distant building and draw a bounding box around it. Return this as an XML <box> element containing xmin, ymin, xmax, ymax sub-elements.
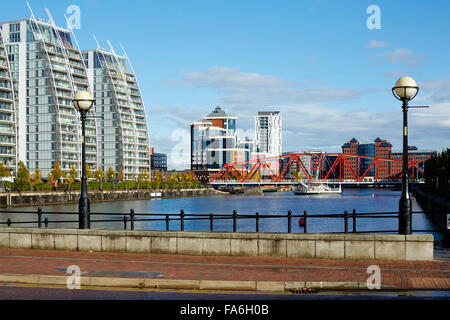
<box><xmin>342</xmin><ymin>137</ymin><xmax>393</xmax><ymax>180</ymax></box>
<box><xmin>374</xmin><ymin>137</ymin><xmax>393</xmax><ymax>179</ymax></box>
<box><xmin>342</xmin><ymin>138</ymin><xmax>359</xmax><ymax>180</ymax></box>
<box><xmin>190</xmin><ymin>106</ymin><xmax>252</xmax><ymax>178</ymax></box>
<box><xmin>255</xmin><ymin>111</ymin><xmax>282</xmax><ymax>157</ymax></box>
<box><xmin>390</xmin><ymin>147</ymin><xmax>436</xmax><ymax>178</ymax></box>
<box><xmin>149</xmin><ymin>147</ymin><xmax>167</xmax><ymax>172</ymax></box>
<box><xmin>357</xmin><ymin>140</ymin><xmax>375</xmax><ymax>177</ymax></box>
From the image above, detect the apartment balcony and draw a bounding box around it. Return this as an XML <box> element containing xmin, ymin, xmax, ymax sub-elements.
<box><xmin>50</xmin><ymin>64</ymin><xmax>68</xmax><ymax>74</ymax></box>
<box><xmin>0</xmin><ymin>96</ymin><xmax>13</xmax><ymax>103</ymax></box>
<box><xmin>72</xmin><ymin>77</ymin><xmax>88</xmax><ymax>85</ymax></box>
<box><xmin>135</xmin><ymin>118</ymin><xmax>146</xmax><ymax>125</ymax></box>
<box><xmin>0</xmin><ymin>74</ymin><xmax>12</xmax><ymax>81</ymax></box>
<box><xmin>62</xmin><ymin>148</ymin><xmax>79</xmax><ymax>154</ymax></box>
<box><xmin>70</xmin><ymin>63</ymin><xmax>85</xmax><ymax>71</ymax></box>
<box><xmin>0</xmin><ymin>118</ymin><xmax>15</xmax><ymax>125</ymax></box>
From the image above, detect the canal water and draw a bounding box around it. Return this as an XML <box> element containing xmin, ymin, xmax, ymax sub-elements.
<box><xmin>0</xmin><ymin>188</ymin><xmax>440</xmax><ymax>238</ymax></box>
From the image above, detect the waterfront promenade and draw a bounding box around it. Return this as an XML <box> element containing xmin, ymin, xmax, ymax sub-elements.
<box><xmin>0</xmin><ymin>248</ymin><xmax>449</xmax><ymax>292</ymax></box>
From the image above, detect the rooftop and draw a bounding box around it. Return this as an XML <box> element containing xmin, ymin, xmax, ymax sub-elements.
<box><xmin>206</xmin><ymin>106</ymin><xmax>228</xmax><ymax>118</ymax></box>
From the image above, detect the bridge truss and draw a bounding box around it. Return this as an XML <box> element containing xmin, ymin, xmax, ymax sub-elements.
<box><xmin>210</xmin><ymin>153</ymin><xmax>426</xmax><ymax>184</ymax></box>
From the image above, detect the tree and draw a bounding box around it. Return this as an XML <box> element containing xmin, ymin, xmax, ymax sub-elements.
<box><xmin>31</xmin><ymin>165</ymin><xmax>43</xmax><ymax>186</ymax></box>
<box><xmin>152</xmin><ymin>170</ymin><xmax>163</xmax><ymax>188</ymax></box>
<box><xmin>86</xmin><ymin>164</ymin><xmax>92</xmax><ymax>180</ymax></box>
<box><xmin>0</xmin><ymin>163</ymin><xmax>11</xmax><ymax>179</ymax></box>
<box><xmin>138</xmin><ymin>169</ymin><xmax>150</xmax><ymax>183</ymax></box>
<box><xmin>117</xmin><ymin>167</ymin><xmax>125</xmax><ymax>182</ymax></box>
<box><xmin>51</xmin><ymin>162</ymin><xmax>64</xmax><ymax>182</ymax></box>
<box><xmin>14</xmin><ymin>161</ymin><xmax>31</xmax><ymax>192</ymax></box>
<box><xmin>47</xmin><ymin>173</ymin><xmax>56</xmax><ymax>188</ymax></box>
<box><xmin>94</xmin><ymin>168</ymin><xmax>105</xmax><ymax>191</ymax></box>
<box><xmin>94</xmin><ymin>168</ymin><xmax>105</xmax><ymax>183</ymax></box>
<box><xmin>106</xmin><ymin>167</ymin><xmax>116</xmax><ymax>182</ymax></box>
<box><xmin>64</xmin><ymin>166</ymin><xmax>78</xmax><ymax>190</ymax></box>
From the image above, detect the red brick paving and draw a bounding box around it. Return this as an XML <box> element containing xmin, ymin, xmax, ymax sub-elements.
<box><xmin>0</xmin><ymin>249</ymin><xmax>448</xmax><ymax>289</ymax></box>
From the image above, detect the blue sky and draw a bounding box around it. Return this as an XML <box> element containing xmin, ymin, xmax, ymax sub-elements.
<box><xmin>2</xmin><ymin>0</ymin><xmax>450</xmax><ymax>169</ymax></box>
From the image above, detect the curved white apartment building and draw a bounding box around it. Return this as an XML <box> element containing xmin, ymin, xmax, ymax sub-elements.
<box><xmin>0</xmin><ymin>18</ymin><xmax>97</xmax><ymax>177</ymax></box>
<box><xmin>0</xmin><ymin>16</ymin><xmax>151</xmax><ymax>179</ymax></box>
<box><xmin>83</xmin><ymin>49</ymin><xmax>151</xmax><ymax>179</ymax></box>
<box><xmin>0</xmin><ymin>31</ymin><xmax>17</xmax><ymax>173</ymax></box>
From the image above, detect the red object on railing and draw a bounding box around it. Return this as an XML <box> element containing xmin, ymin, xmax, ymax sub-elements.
<box><xmin>298</xmin><ymin>218</ymin><xmax>305</xmax><ymax>226</ymax></box>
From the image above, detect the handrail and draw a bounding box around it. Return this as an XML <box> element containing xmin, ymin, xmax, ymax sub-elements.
<box><xmin>0</xmin><ymin>208</ymin><xmax>439</xmax><ymax>235</ymax></box>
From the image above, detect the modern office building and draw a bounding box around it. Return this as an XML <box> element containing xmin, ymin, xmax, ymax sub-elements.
<box><xmin>0</xmin><ymin>18</ymin><xmax>97</xmax><ymax>177</ymax></box>
<box><xmin>191</xmin><ymin>106</ymin><xmax>252</xmax><ymax>177</ymax></box>
<box><xmin>255</xmin><ymin>111</ymin><xmax>282</xmax><ymax>157</ymax></box>
<box><xmin>83</xmin><ymin>48</ymin><xmax>151</xmax><ymax>179</ymax></box>
<box><xmin>150</xmin><ymin>147</ymin><xmax>167</xmax><ymax>172</ymax></box>
<box><xmin>0</xmin><ymin>30</ymin><xmax>17</xmax><ymax>173</ymax></box>
<box><xmin>357</xmin><ymin>139</ymin><xmax>375</xmax><ymax>177</ymax></box>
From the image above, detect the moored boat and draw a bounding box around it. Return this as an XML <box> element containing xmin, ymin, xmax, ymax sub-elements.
<box><xmin>293</xmin><ymin>181</ymin><xmax>342</xmax><ymax>195</ymax></box>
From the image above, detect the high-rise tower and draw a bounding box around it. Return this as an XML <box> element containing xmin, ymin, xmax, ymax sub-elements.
<box><xmin>255</xmin><ymin>111</ymin><xmax>282</xmax><ymax>157</ymax></box>
<box><xmin>0</xmin><ymin>30</ymin><xmax>17</xmax><ymax>173</ymax></box>
<box><xmin>83</xmin><ymin>47</ymin><xmax>151</xmax><ymax>179</ymax></box>
<box><xmin>0</xmin><ymin>17</ymin><xmax>97</xmax><ymax>177</ymax></box>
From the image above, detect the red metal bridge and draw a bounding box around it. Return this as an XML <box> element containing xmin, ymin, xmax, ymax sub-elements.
<box><xmin>210</xmin><ymin>153</ymin><xmax>426</xmax><ymax>185</ymax></box>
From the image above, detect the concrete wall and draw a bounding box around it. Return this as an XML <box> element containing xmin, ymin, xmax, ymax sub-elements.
<box><xmin>0</xmin><ymin>228</ymin><xmax>434</xmax><ymax>261</ymax></box>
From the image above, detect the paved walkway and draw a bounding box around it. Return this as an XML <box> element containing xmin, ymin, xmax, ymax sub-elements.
<box><xmin>0</xmin><ymin>249</ymin><xmax>449</xmax><ymax>291</ymax></box>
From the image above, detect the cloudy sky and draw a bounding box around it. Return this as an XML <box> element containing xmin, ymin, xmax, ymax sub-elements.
<box><xmin>3</xmin><ymin>0</ymin><xmax>449</xmax><ymax>169</ymax></box>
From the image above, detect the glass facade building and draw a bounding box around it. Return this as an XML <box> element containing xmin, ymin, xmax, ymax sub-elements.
<box><xmin>191</xmin><ymin>107</ymin><xmax>252</xmax><ymax>175</ymax></box>
<box><xmin>255</xmin><ymin>111</ymin><xmax>282</xmax><ymax>157</ymax></box>
<box><xmin>0</xmin><ymin>30</ymin><xmax>17</xmax><ymax>172</ymax></box>
<box><xmin>0</xmin><ymin>18</ymin><xmax>97</xmax><ymax>177</ymax></box>
<box><xmin>83</xmin><ymin>49</ymin><xmax>150</xmax><ymax>179</ymax></box>
<box><xmin>0</xmin><ymin>16</ymin><xmax>151</xmax><ymax>179</ymax></box>
<box><xmin>357</xmin><ymin>140</ymin><xmax>375</xmax><ymax>177</ymax></box>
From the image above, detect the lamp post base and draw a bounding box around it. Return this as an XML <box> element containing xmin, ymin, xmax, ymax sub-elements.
<box><xmin>79</xmin><ymin>197</ymin><xmax>90</xmax><ymax>230</ymax></box>
<box><xmin>399</xmin><ymin>196</ymin><xmax>412</xmax><ymax>235</ymax></box>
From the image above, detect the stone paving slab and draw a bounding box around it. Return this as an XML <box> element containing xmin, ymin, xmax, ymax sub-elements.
<box><xmin>0</xmin><ymin>249</ymin><xmax>448</xmax><ymax>292</ymax></box>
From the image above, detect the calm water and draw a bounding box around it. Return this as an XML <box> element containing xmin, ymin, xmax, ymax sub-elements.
<box><xmin>0</xmin><ymin>188</ymin><xmax>440</xmax><ymax>237</ymax></box>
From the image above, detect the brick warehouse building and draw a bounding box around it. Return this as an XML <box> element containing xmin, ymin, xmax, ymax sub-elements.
<box><xmin>390</xmin><ymin>147</ymin><xmax>437</xmax><ymax>178</ymax></box>
<box><xmin>342</xmin><ymin>138</ymin><xmax>393</xmax><ymax>180</ymax></box>
<box><xmin>342</xmin><ymin>138</ymin><xmax>359</xmax><ymax>180</ymax></box>
<box><xmin>374</xmin><ymin>138</ymin><xmax>393</xmax><ymax>179</ymax></box>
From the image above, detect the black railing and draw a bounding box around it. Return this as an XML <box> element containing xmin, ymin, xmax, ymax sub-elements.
<box><xmin>0</xmin><ymin>208</ymin><xmax>437</xmax><ymax>234</ymax></box>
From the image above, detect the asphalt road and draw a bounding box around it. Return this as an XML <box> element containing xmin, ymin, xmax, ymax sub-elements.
<box><xmin>0</xmin><ymin>285</ymin><xmax>449</xmax><ymax>300</ymax></box>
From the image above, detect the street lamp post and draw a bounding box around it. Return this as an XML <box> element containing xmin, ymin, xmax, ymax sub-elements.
<box><xmin>73</xmin><ymin>91</ymin><xmax>95</xmax><ymax>230</ymax></box>
<box><xmin>392</xmin><ymin>77</ymin><xmax>419</xmax><ymax>235</ymax></box>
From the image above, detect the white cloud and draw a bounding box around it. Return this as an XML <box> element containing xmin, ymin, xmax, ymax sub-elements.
<box><xmin>154</xmin><ymin>69</ymin><xmax>449</xmax><ymax>169</ymax></box>
<box><xmin>383</xmin><ymin>70</ymin><xmax>413</xmax><ymax>78</ymax></box>
<box><xmin>373</xmin><ymin>49</ymin><xmax>425</xmax><ymax>66</ymax></box>
<box><xmin>367</xmin><ymin>40</ymin><xmax>388</xmax><ymax>49</ymax></box>
<box><xmin>181</xmin><ymin>66</ymin><xmax>360</xmax><ymax>108</ymax></box>
<box><xmin>419</xmin><ymin>80</ymin><xmax>450</xmax><ymax>103</ymax></box>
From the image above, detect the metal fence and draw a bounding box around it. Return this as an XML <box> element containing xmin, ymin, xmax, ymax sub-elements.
<box><xmin>0</xmin><ymin>209</ymin><xmax>436</xmax><ymax>234</ymax></box>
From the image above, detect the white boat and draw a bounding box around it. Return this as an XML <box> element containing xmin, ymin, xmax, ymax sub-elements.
<box><xmin>293</xmin><ymin>181</ymin><xmax>342</xmax><ymax>195</ymax></box>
